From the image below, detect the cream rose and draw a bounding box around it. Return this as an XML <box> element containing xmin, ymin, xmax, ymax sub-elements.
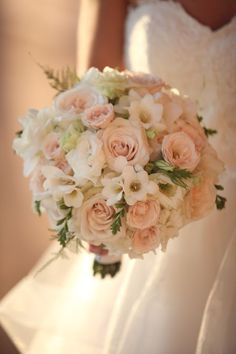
<box><xmin>102</xmin><ymin>118</ymin><xmax>150</xmax><ymax>172</ymax></box>
<box><xmin>82</xmin><ymin>103</ymin><xmax>114</xmax><ymax>129</ymax></box>
<box><xmin>127</xmin><ymin>200</ymin><xmax>160</xmax><ymax>229</ymax></box>
<box><xmin>184</xmin><ymin>178</ymin><xmax>216</xmax><ymax>220</ymax></box>
<box><xmin>42</xmin><ymin>132</ymin><xmax>63</xmax><ymax>160</ymax></box>
<box><xmin>77</xmin><ymin>194</ymin><xmax>123</xmax><ymax>244</ymax></box>
<box><xmin>131</xmin><ymin>226</ymin><xmax>160</xmax><ymax>254</ymax></box>
<box><xmin>54</xmin><ymin>84</ymin><xmax>107</xmax><ymax>116</ymax></box>
<box><xmin>162</xmin><ymin>132</ymin><xmax>200</xmax><ymax>171</ymax></box>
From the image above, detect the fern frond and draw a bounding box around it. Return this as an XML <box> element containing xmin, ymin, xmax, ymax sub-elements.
<box><xmin>39</xmin><ymin>64</ymin><xmax>80</xmax><ymax>93</ymax></box>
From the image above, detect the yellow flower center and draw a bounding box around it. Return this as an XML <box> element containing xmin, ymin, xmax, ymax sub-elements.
<box><xmin>130</xmin><ymin>181</ymin><xmax>141</xmax><ymax>192</ymax></box>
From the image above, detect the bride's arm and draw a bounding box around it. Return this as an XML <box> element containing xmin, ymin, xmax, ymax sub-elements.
<box><xmin>77</xmin><ymin>0</ymin><xmax>129</xmax><ymax>75</ymax></box>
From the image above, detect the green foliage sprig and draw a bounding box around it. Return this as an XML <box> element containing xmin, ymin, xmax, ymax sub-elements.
<box><xmin>56</xmin><ymin>201</ymin><xmax>73</xmax><ymax>247</ymax></box>
<box><xmin>111</xmin><ymin>202</ymin><xmax>126</xmax><ymax>235</ymax></box>
<box><xmin>215</xmin><ymin>185</ymin><xmax>227</xmax><ymax>210</ymax></box>
<box><xmin>197</xmin><ymin>115</ymin><xmax>217</xmax><ymax>137</ymax></box>
<box><xmin>34</xmin><ymin>200</ymin><xmax>42</xmax><ymax>216</ymax></box>
<box><xmin>39</xmin><ymin>65</ymin><xmax>80</xmax><ymax>93</ymax></box>
<box><xmin>145</xmin><ymin>160</ymin><xmax>193</xmax><ymax>188</ymax></box>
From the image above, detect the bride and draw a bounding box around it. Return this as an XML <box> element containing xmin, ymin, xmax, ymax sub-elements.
<box><xmin>1</xmin><ymin>1</ymin><xmax>236</xmax><ymax>353</ymax></box>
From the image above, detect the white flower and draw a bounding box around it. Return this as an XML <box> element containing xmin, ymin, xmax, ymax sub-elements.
<box><xmin>150</xmin><ymin>174</ymin><xmax>185</xmax><ymax>209</ymax></box>
<box><xmin>40</xmin><ymin>197</ymin><xmax>66</xmax><ymax>225</ymax></box>
<box><xmin>101</xmin><ymin>173</ymin><xmax>124</xmax><ymax>205</ymax></box>
<box><xmin>42</xmin><ymin>166</ymin><xmax>83</xmax><ymax>208</ymax></box>
<box><xmin>13</xmin><ymin>108</ymin><xmax>54</xmax><ymax>176</ymax></box>
<box><xmin>159</xmin><ymin>208</ymin><xmax>185</xmax><ymax>243</ymax></box>
<box><xmin>64</xmin><ymin>189</ymin><xmax>84</xmax><ymax>208</ymax></box>
<box><xmin>66</xmin><ymin>131</ymin><xmax>105</xmax><ymax>185</ymax></box>
<box><xmin>81</xmin><ymin>67</ymin><xmax>128</xmax><ymax>99</ymax></box>
<box><xmin>54</xmin><ymin>84</ymin><xmax>107</xmax><ymax>118</ymax></box>
<box><xmin>129</xmin><ymin>93</ymin><xmax>163</xmax><ymax>129</ymax></box>
<box><xmin>122</xmin><ymin>165</ymin><xmax>158</xmax><ymax>205</ymax></box>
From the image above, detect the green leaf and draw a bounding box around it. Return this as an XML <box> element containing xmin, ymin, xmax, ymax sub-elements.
<box><xmin>155</xmin><ymin>160</ymin><xmax>174</xmax><ymax>172</ymax></box>
<box><xmin>57</xmin><ymin>199</ymin><xmax>70</xmax><ymax>210</ymax></box>
<box><xmin>34</xmin><ymin>200</ymin><xmax>42</xmax><ymax>216</ymax></box>
<box><xmin>215</xmin><ymin>184</ymin><xmax>224</xmax><ymax>191</ymax></box>
<box><xmin>203</xmin><ymin>127</ymin><xmax>217</xmax><ymax>137</ymax></box>
<box><xmin>93</xmin><ymin>259</ymin><xmax>121</xmax><ymax>278</ymax></box>
<box><xmin>155</xmin><ymin>160</ymin><xmax>193</xmax><ymax>188</ymax></box>
<box><xmin>111</xmin><ymin>203</ymin><xmax>126</xmax><ymax>235</ymax></box>
<box><xmin>15</xmin><ymin>130</ymin><xmax>23</xmax><ymax>138</ymax></box>
<box><xmin>197</xmin><ymin>115</ymin><xmax>203</xmax><ymax>123</ymax></box>
<box><xmin>146</xmin><ymin>129</ymin><xmax>156</xmax><ymax>139</ymax></box>
<box><xmin>215</xmin><ymin>195</ymin><xmax>227</xmax><ymax>210</ymax></box>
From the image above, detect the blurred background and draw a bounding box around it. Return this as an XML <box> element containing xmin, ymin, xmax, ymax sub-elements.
<box><xmin>0</xmin><ymin>0</ymin><xmax>78</xmax><ymax>352</ymax></box>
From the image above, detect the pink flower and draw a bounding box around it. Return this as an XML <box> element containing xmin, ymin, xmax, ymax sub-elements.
<box><xmin>78</xmin><ymin>194</ymin><xmax>124</xmax><ymax>244</ymax></box>
<box><xmin>132</xmin><ymin>226</ymin><xmax>160</xmax><ymax>254</ymax></box>
<box><xmin>184</xmin><ymin>178</ymin><xmax>216</xmax><ymax>220</ymax></box>
<box><xmin>127</xmin><ymin>200</ymin><xmax>160</xmax><ymax>229</ymax></box>
<box><xmin>162</xmin><ymin>132</ymin><xmax>200</xmax><ymax>171</ymax></box>
<box><xmin>173</xmin><ymin>118</ymin><xmax>207</xmax><ymax>152</ymax></box>
<box><xmin>82</xmin><ymin>103</ymin><xmax>114</xmax><ymax>129</ymax></box>
<box><xmin>125</xmin><ymin>71</ymin><xmax>168</xmax><ymax>94</ymax></box>
<box><xmin>102</xmin><ymin>118</ymin><xmax>150</xmax><ymax>172</ymax></box>
<box><xmin>196</xmin><ymin>144</ymin><xmax>224</xmax><ymax>183</ymax></box>
<box><xmin>42</xmin><ymin>132</ymin><xmax>63</xmax><ymax>160</ymax></box>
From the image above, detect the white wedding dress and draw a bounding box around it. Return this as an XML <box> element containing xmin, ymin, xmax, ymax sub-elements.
<box><xmin>1</xmin><ymin>1</ymin><xmax>236</xmax><ymax>353</ymax></box>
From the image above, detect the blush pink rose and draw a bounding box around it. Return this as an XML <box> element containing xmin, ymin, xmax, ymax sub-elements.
<box><xmin>78</xmin><ymin>194</ymin><xmax>123</xmax><ymax>244</ymax></box>
<box><xmin>173</xmin><ymin>118</ymin><xmax>207</xmax><ymax>152</ymax></box>
<box><xmin>102</xmin><ymin>117</ymin><xmax>150</xmax><ymax>172</ymax></box>
<box><xmin>42</xmin><ymin>132</ymin><xmax>63</xmax><ymax>160</ymax></box>
<box><xmin>184</xmin><ymin>178</ymin><xmax>216</xmax><ymax>220</ymax></box>
<box><xmin>125</xmin><ymin>71</ymin><xmax>168</xmax><ymax>95</ymax></box>
<box><xmin>132</xmin><ymin>226</ymin><xmax>160</xmax><ymax>254</ymax></box>
<box><xmin>162</xmin><ymin>132</ymin><xmax>200</xmax><ymax>171</ymax></box>
<box><xmin>127</xmin><ymin>200</ymin><xmax>160</xmax><ymax>229</ymax></box>
<box><xmin>82</xmin><ymin>103</ymin><xmax>114</xmax><ymax>129</ymax></box>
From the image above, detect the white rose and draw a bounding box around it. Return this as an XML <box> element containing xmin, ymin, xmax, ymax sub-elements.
<box><xmin>54</xmin><ymin>84</ymin><xmax>107</xmax><ymax>117</ymax></box>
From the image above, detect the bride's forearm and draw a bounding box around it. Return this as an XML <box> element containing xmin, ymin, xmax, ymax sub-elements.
<box><xmin>77</xmin><ymin>0</ymin><xmax>128</xmax><ymax>75</ymax></box>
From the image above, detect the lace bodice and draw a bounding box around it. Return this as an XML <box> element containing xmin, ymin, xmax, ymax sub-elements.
<box><xmin>125</xmin><ymin>0</ymin><xmax>236</xmax><ymax>174</ymax></box>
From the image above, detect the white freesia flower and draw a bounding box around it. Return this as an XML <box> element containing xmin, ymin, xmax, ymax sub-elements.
<box><xmin>150</xmin><ymin>174</ymin><xmax>185</xmax><ymax>209</ymax></box>
<box><xmin>129</xmin><ymin>93</ymin><xmax>163</xmax><ymax>129</ymax></box>
<box><xmin>54</xmin><ymin>84</ymin><xmax>107</xmax><ymax>118</ymax></box>
<box><xmin>64</xmin><ymin>189</ymin><xmax>84</xmax><ymax>208</ymax></box>
<box><xmin>42</xmin><ymin>166</ymin><xmax>83</xmax><ymax>207</ymax></box>
<box><xmin>122</xmin><ymin>165</ymin><xmax>158</xmax><ymax>205</ymax></box>
<box><xmin>101</xmin><ymin>173</ymin><xmax>124</xmax><ymax>205</ymax></box>
<box><xmin>66</xmin><ymin>131</ymin><xmax>105</xmax><ymax>185</ymax></box>
<box><xmin>13</xmin><ymin>108</ymin><xmax>54</xmax><ymax>176</ymax></box>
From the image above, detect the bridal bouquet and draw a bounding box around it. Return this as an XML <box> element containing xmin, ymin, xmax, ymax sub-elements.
<box><xmin>13</xmin><ymin>66</ymin><xmax>226</xmax><ymax>277</ymax></box>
